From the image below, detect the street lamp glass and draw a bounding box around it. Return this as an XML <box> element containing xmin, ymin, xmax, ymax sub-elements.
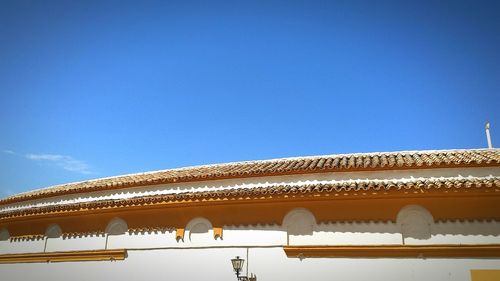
<box><xmin>231</xmin><ymin>256</ymin><xmax>244</xmax><ymax>272</ymax></box>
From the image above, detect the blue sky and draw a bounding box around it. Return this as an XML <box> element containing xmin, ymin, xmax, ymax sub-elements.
<box><xmin>1</xmin><ymin>0</ymin><xmax>499</xmax><ymax>196</ymax></box>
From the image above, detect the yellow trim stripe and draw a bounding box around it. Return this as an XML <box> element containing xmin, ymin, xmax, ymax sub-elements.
<box><xmin>0</xmin><ymin>249</ymin><xmax>127</xmax><ymax>264</ymax></box>
<box><xmin>284</xmin><ymin>245</ymin><xmax>500</xmax><ymax>258</ymax></box>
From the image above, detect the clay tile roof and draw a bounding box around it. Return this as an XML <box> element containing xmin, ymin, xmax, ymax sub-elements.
<box><xmin>0</xmin><ymin>176</ymin><xmax>498</xmax><ymax>220</ymax></box>
<box><xmin>1</xmin><ymin>148</ymin><xmax>499</xmax><ymax>206</ymax></box>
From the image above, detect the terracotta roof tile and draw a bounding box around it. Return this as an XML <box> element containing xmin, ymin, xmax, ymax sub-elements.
<box><xmin>0</xmin><ymin>176</ymin><xmax>498</xmax><ymax>220</ymax></box>
<box><xmin>1</xmin><ymin>148</ymin><xmax>499</xmax><ymax>206</ymax></box>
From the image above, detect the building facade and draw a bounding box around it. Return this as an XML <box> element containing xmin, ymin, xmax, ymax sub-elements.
<box><xmin>1</xmin><ymin>148</ymin><xmax>500</xmax><ymax>280</ymax></box>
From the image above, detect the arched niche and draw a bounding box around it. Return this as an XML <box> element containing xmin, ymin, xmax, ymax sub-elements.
<box><xmin>0</xmin><ymin>228</ymin><xmax>9</xmax><ymax>241</ymax></box>
<box><xmin>106</xmin><ymin>218</ymin><xmax>128</xmax><ymax>236</ymax></box>
<box><xmin>186</xmin><ymin>217</ymin><xmax>212</xmax><ymax>242</ymax></box>
<box><xmin>45</xmin><ymin>224</ymin><xmax>63</xmax><ymax>239</ymax></box>
<box><xmin>283</xmin><ymin>208</ymin><xmax>316</xmax><ymax>235</ymax></box>
<box><xmin>396</xmin><ymin>205</ymin><xmax>433</xmax><ymax>241</ymax></box>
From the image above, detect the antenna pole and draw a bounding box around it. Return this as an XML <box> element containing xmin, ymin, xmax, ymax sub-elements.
<box><xmin>485</xmin><ymin>122</ymin><xmax>493</xmax><ymax>149</ymax></box>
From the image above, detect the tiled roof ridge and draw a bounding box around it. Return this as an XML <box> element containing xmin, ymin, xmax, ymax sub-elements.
<box><xmin>10</xmin><ymin>148</ymin><xmax>500</xmax><ymax>192</ymax></box>
<box><xmin>2</xmin><ymin>175</ymin><xmax>493</xmax><ymax>214</ymax></box>
<box><xmin>1</xmin><ymin>176</ymin><xmax>498</xmax><ymax>220</ymax></box>
<box><xmin>2</xmin><ymin>148</ymin><xmax>499</xmax><ymax>205</ymax></box>
<box><xmin>129</xmin><ymin>147</ymin><xmax>498</xmax><ymax>172</ymax></box>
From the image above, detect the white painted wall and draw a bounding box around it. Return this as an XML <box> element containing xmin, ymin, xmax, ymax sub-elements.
<box><xmin>0</xmin><ymin>239</ymin><xmax>45</xmax><ymax>254</ymax></box>
<box><xmin>2</xmin><ymin>219</ymin><xmax>499</xmax><ymax>255</ymax></box>
<box><xmin>106</xmin><ymin>227</ymin><xmax>286</xmax><ymax>250</ymax></box>
<box><xmin>0</xmin><ymin>247</ymin><xmax>499</xmax><ymax>281</ymax></box>
<box><xmin>45</xmin><ymin>235</ymin><xmax>107</xmax><ymax>252</ymax></box>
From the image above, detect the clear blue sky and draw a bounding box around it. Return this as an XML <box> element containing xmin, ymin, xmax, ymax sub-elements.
<box><xmin>1</xmin><ymin>0</ymin><xmax>499</xmax><ymax>196</ymax></box>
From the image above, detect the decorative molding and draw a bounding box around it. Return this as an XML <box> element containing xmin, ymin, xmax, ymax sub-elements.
<box><xmin>176</xmin><ymin>228</ymin><xmax>185</xmax><ymax>242</ymax></box>
<box><xmin>106</xmin><ymin>218</ymin><xmax>128</xmax><ymax>235</ymax></box>
<box><xmin>10</xmin><ymin>235</ymin><xmax>45</xmax><ymax>241</ymax></box>
<box><xmin>45</xmin><ymin>224</ymin><xmax>62</xmax><ymax>238</ymax></box>
<box><xmin>0</xmin><ymin>249</ymin><xmax>127</xmax><ymax>264</ymax></box>
<box><xmin>186</xmin><ymin>217</ymin><xmax>212</xmax><ymax>231</ymax></box>
<box><xmin>2</xmin><ymin>192</ymin><xmax>500</xmax><ymax>238</ymax></box>
<box><xmin>397</xmin><ymin>205</ymin><xmax>433</xmax><ymax>240</ymax></box>
<box><xmin>213</xmin><ymin>227</ymin><xmax>223</xmax><ymax>240</ymax></box>
<box><xmin>1</xmin><ymin>177</ymin><xmax>499</xmax><ymax>221</ymax></box>
<box><xmin>284</xmin><ymin>245</ymin><xmax>500</xmax><ymax>258</ymax></box>
<box><xmin>283</xmin><ymin>208</ymin><xmax>316</xmax><ymax>235</ymax></box>
<box><xmin>128</xmin><ymin>227</ymin><xmax>172</xmax><ymax>235</ymax></box>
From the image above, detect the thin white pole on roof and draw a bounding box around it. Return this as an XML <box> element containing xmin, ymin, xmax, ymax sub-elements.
<box><xmin>485</xmin><ymin>122</ymin><xmax>493</xmax><ymax>149</ymax></box>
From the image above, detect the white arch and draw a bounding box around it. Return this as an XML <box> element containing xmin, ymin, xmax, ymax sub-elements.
<box><xmin>397</xmin><ymin>205</ymin><xmax>433</xmax><ymax>224</ymax></box>
<box><xmin>45</xmin><ymin>224</ymin><xmax>62</xmax><ymax>238</ymax></box>
<box><xmin>397</xmin><ymin>205</ymin><xmax>433</xmax><ymax>240</ymax></box>
<box><xmin>283</xmin><ymin>208</ymin><xmax>316</xmax><ymax>235</ymax></box>
<box><xmin>0</xmin><ymin>228</ymin><xmax>9</xmax><ymax>241</ymax></box>
<box><xmin>186</xmin><ymin>217</ymin><xmax>213</xmax><ymax>231</ymax></box>
<box><xmin>105</xmin><ymin>218</ymin><xmax>128</xmax><ymax>235</ymax></box>
<box><xmin>186</xmin><ymin>217</ymin><xmax>212</xmax><ymax>242</ymax></box>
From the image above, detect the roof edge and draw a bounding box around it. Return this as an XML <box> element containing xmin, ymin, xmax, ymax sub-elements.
<box><xmin>2</xmin><ymin>148</ymin><xmax>499</xmax><ymax>206</ymax></box>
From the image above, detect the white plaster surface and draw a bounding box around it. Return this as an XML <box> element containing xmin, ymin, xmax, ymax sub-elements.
<box><xmin>45</xmin><ymin>235</ymin><xmax>107</xmax><ymax>252</ymax></box>
<box><xmin>0</xmin><ymin>247</ymin><xmax>499</xmax><ymax>281</ymax></box>
<box><xmin>106</xmin><ymin>227</ymin><xmax>286</xmax><ymax>249</ymax></box>
<box><xmin>290</xmin><ymin>230</ymin><xmax>402</xmax><ymax>246</ymax></box>
<box><xmin>2</xmin><ymin>218</ymin><xmax>500</xmax><ymax>254</ymax></box>
<box><xmin>0</xmin><ymin>239</ymin><xmax>45</xmax><ymax>254</ymax></box>
<box><xmin>107</xmin><ymin>231</ymin><xmax>177</xmax><ymax>249</ymax></box>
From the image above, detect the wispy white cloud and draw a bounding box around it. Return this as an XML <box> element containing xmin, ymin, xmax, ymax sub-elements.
<box><xmin>25</xmin><ymin>153</ymin><xmax>93</xmax><ymax>174</ymax></box>
<box><xmin>2</xmin><ymin>150</ymin><xmax>15</xmax><ymax>155</ymax></box>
